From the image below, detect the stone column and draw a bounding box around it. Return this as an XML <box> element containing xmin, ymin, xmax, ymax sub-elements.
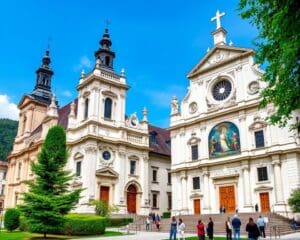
<box><xmin>180</xmin><ymin>173</ymin><xmax>188</xmax><ymax>214</ymax></box>
<box><xmin>203</xmin><ymin>168</ymin><xmax>210</xmax><ymax>213</ymax></box>
<box><xmin>272</xmin><ymin>156</ymin><xmax>284</xmax><ymax>204</ymax></box>
<box><xmin>84</xmin><ymin>144</ymin><xmax>97</xmax><ymax>206</ymax></box>
<box><xmin>238</xmin><ymin>112</ymin><xmax>247</xmax><ymax>152</ymax></box>
<box><xmin>242</xmin><ymin>160</ymin><xmax>252</xmax><ymax>210</ymax></box>
<box><xmin>17</xmin><ymin>113</ymin><xmax>23</xmax><ymax>136</ymax></box>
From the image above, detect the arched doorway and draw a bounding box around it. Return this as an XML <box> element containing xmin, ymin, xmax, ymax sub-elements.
<box><xmin>127</xmin><ymin>184</ymin><xmax>137</xmax><ymax>213</ymax></box>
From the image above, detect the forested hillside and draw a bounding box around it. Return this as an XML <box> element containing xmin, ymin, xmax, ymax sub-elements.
<box><xmin>0</xmin><ymin>118</ymin><xmax>18</xmax><ymax>160</ymax></box>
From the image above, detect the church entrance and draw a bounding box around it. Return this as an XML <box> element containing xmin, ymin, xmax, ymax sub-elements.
<box><xmin>100</xmin><ymin>186</ymin><xmax>110</xmax><ymax>204</ymax></box>
<box><xmin>127</xmin><ymin>184</ymin><xmax>137</xmax><ymax>213</ymax></box>
<box><xmin>194</xmin><ymin>199</ymin><xmax>201</xmax><ymax>214</ymax></box>
<box><xmin>260</xmin><ymin>192</ymin><xmax>270</xmax><ymax>212</ymax></box>
<box><xmin>219</xmin><ymin>185</ymin><xmax>235</xmax><ymax>213</ymax></box>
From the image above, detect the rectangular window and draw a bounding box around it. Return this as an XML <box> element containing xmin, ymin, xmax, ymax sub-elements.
<box><xmin>191</xmin><ymin>145</ymin><xmax>199</xmax><ymax>160</ymax></box>
<box><xmin>149</xmin><ymin>133</ymin><xmax>157</xmax><ymax>144</ymax></box>
<box><xmin>167</xmin><ymin>172</ymin><xmax>171</xmax><ymax>185</ymax></box>
<box><xmin>193</xmin><ymin>177</ymin><xmax>200</xmax><ymax>190</ymax></box>
<box><xmin>76</xmin><ymin>161</ymin><xmax>81</xmax><ymax>177</ymax></box>
<box><xmin>255</xmin><ymin>130</ymin><xmax>265</xmax><ymax>148</ymax></box>
<box><xmin>1</xmin><ymin>185</ymin><xmax>4</xmax><ymax>195</ymax></box>
<box><xmin>152</xmin><ymin>194</ymin><xmax>158</xmax><ymax>208</ymax></box>
<box><xmin>257</xmin><ymin>167</ymin><xmax>268</xmax><ymax>181</ymax></box>
<box><xmin>84</xmin><ymin>98</ymin><xmax>89</xmax><ymax>120</ymax></box>
<box><xmin>3</xmin><ymin>171</ymin><xmax>6</xmax><ymax>179</ymax></box>
<box><xmin>130</xmin><ymin>160</ymin><xmax>136</xmax><ymax>175</ymax></box>
<box><xmin>168</xmin><ymin>194</ymin><xmax>172</xmax><ymax>210</ymax></box>
<box><xmin>152</xmin><ymin>169</ymin><xmax>157</xmax><ymax>182</ymax></box>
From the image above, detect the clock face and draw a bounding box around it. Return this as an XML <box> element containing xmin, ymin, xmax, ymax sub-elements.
<box><xmin>212</xmin><ymin>79</ymin><xmax>232</xmax><ymax>101</ymax></box>
<box><xmin>102</xmin><ymin>151</ymin><xmax>111</xmax><ymax>160</ymax></box>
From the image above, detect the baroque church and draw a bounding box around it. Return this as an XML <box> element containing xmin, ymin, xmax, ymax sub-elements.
<box><xmin>5</xmin><ymin>29</ymin><xmax>171</xmax><ymax>215</ymax></box>
<box><xmin>170</xmin><ymin>11</ymin><xmax>300</xmax><ymax>217</ymax></box>
<box><xmin>4</xmin><ymin>11</ymin><xmax>300</xmax><ymax>217</ymax></box>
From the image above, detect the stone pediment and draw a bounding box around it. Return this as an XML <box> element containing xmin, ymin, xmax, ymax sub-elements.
<box><xmin>95</xmin><ymin>167</ymin><xmax>119</xmax><ymax>178</ymax></box>
<box><xmin>188</xmin><ymin>46</ymin><xmax>253</xmax><ymax>78</ymax></box>
<box><xmin>254</xmin><ymin>185</ymin><xmax>273</xmax><ymax>192</ymax></box>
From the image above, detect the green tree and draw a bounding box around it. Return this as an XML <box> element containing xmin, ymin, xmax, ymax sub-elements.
<box><xmin>288</xmin><ymin>188</ymin><xmax>300</xmax><ymax>212</ymax></box>
<box><xmin>0</xmin><ymin>118</ymin><xmax>18</xmax><ymax>160</ymax></box>
<box><xmin>19</xmin><ymin>125</ymin><xmax>81</xmax><ymax>238</ymax></box>
<box><xmin>238</xmin><ymin>0</ymin><xmax>300</xmax><ymax>127</ymax></box>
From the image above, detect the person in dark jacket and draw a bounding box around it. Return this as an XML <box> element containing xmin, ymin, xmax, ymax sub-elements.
<box><xmin>225</xmin><ymin>217</ymin><xmax>232</xmax><ymax>240</ymax></box>
<box><xmin>231</xmin><ymin>215</ymin><xmax>241</xmax><ymax>240</ymax></box>
<box><xmin>246</xmin><ymin>217</ymin><xmax>260</xmax><ymax>240</ymax></box>
<box><xmin>206</xmin><ymin>217</ymin><xmax>214</xmax><ymax>240</ymax></box>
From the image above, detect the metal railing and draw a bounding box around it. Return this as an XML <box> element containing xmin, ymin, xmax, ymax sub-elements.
<box><xmin>269</xmin><ymin>225</ymin><xmax>281</xmax><ymax>239</ymax></box>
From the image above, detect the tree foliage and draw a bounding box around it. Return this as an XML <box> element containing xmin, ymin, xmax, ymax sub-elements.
<box><xmin>19</xmin><ymin>125</ymin><xmax>82</xmax><ymax>238</ymax></box>
<box><xmin>89</xmin><ymin>199</ymin><xmax>119</xmax><ymax>217</ymax></box>
<box><xmin>288</xmin><ymin>188</ymin><xmax>300</xmax><ymax>212</ymax></box>
<box><xmin>0</xmin><ymin>118</ymin><xmax>18</xmax><ymax>160</ymax></box>
<box><xmin>4</xmin><ymin>208</ymin><xmax>20</xmax><ymax>231</ymax></box>
<box><xmin>238</xmin><ymin>0</ymin><xmax>300</xmax><ymax>127</ymax></box>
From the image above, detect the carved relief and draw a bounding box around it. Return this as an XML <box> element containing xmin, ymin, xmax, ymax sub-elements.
<box><xmin>247</xmin><ymin>81</ymin><xmax>260</xmax><ymax>95</ymax></box>
<box><xmin>189</xmin><ymin>102</ymin><xmax>198</xmax><ymax>114</ymax></box>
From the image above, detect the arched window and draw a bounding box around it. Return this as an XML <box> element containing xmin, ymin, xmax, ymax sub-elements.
<box><xmin>84</xmin><ymin>98</ymin><xmax>89</xmax><ymax>120</ymax></box>
<box><xmin>105</xmin><ymin>56</ymin><xmax>110</xmax><ymax>67</ymax></box>
<box><xmin>104</xmin><ymin>98</ymin><xmax>112</xmax><ymax>119</ymax></box>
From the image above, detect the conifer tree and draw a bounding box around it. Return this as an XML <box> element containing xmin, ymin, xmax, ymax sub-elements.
<box><xmin>20</xmin><ymin>125</ymin><xmax>81</xmax><ymax>238</ymax></box>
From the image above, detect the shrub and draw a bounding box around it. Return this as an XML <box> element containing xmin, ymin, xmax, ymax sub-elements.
<box><xmin>89</xmin><ymin>199</ymin><xmax>119</xmax><ymax>217</ymax></box>
<box><xmin>106</xmin><ymin>217</ymin><xmax>133</xmax><ymax>227</ymax></box>
<box><xmin>19</xmin><ymin>216</ymin><xmax>29</xmax><ymax>231</ymax></box>
<box><xmin>162</xmin><ymin>212</ymin><xmax>171</xmax><ymax>218</ymax></box>
<box><xmin>63</xmin><ymin>214</ymin><xmax>106</xmax><ymax>235</ymax></box>
<box><xmin>4</xmin><ymin>208</ymin><xmax>20</xmax><ymax>231</ymax></box>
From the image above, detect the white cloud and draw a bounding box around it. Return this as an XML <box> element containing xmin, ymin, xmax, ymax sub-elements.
<box><xmin>61</xmin><ymin>90</ymin><xmax>72</xmax><ymax>97</ymax></box>
<box><xmin>74</xmin><ymin>55</ymin><xmax>92</xmax><ymax>72</ymax></box>
<box><xmin>144</xmin><ymin>85</ymin><xmax>186</xmax><ymax>108</ymax></box>
<box><xmin>0</xmin><ymin>94</ymin><xmax>19</xmax><ymax>120</ymax></box>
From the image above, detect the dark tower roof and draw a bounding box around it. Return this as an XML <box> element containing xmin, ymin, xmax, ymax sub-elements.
<box><xmin>31</xmin><ymin>49</ymin><xmax>54</xmax><ymax>104</ymax></box>
<box><xmin>94</xmin><ymin>28</ymin><xmax>115</xmax><ymax>70</ymax></box>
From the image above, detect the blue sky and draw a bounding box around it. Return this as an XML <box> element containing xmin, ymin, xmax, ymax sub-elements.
<box><xmin>0</xmin><ymin>0</ymin><xmax>257</xmax><ymax>127</ymax></box>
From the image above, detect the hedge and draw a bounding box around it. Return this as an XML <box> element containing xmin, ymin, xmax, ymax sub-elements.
<box><xmin>162</xmin><ymin>212</ymin><xmax>171</xmax><ymax>218</ymax></box>
<box><xmin>106</xmin><ymin>217</ymin><xmax>133</xmax><ymax>227</ymax></box>
<box><xmin>63</xmin><ymin>214</ymin><xmax>106</xmax><ymax>235</ymax></box>
<box><xmin>4</xmin><ymin>208</ymin><xmax>20</xmax><ymax>231</ymax></box>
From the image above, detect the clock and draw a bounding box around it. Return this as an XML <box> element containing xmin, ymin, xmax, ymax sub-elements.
<box><xmin>102</xmin><ymin>151</ymin><xmax>111</xmax><ymax>160</ymax></box>
<box><xmin>212</xmin><ymin>79</ymin><xmax>232</xmax><ymax>101</ymax></box>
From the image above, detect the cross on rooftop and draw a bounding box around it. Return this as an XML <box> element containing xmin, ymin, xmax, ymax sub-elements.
<box><xmin>105</xmin><ymin>19</ymin><xmax>110</xmax><ymax>28</ymax></box>
<box><xmin>211</xmin><ymin>10</ymin><xmax>225</xmax><ymax>29</ymax></box>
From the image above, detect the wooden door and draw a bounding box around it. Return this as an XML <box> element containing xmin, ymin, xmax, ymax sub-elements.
<box><xmin>194</xmin><ymin>199</ymin><xmax>201</xmax><ymax>214</ymax></box>
<box><xmin>127</xmin><ymin>185</ymin><xmax>137</xmax><ymax>213</ymax></box>
<box><xmin>260</xmin><ymin>192</ymin><xmax>270</xmax><ymax>212</ymax></box>
<box><xmin>219</xmin><ymin>185</ymin><xmax>236</xmax><ymax>213</ymax></box>
<box><xmin>100</xmin><ymin>186</ymin><xmax>109</xmax><ymax>204</ymax></box>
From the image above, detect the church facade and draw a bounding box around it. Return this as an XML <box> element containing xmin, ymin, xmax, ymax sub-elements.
<box><xmin>170</xmin><ymin>11</ymin><xmax>300</xmax><ymax>217</ymax></box>
<box><xmin>5</xmin><ymin>29</ymin><xmax>171</xmax><ymax>215</ymax></box>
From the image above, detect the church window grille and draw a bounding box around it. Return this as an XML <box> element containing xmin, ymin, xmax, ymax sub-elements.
<box><xmin>191</xmin><ymin>145</ymin><xmax>199</xmax><ymax>160</ymax></box>
<box><xmin>152</xmin><ymin>193</ymin><xmax>158</xmax><ymax>208</ymax></box>
<box><xmin>76</xmin><ymin>161</ymin><xmax>82</xmax><ymax>177</ymax></box>
<box><xmin>212</xmin><ymin>79</ymin><xmax>232</xmax><ymax>101</ymax></box>
<box><xmin>130</xmin><ymin>160</ymin><xmax>136</xmax><ymax>175</ymax></box>
<box><xmin>84</xmin><ymin>98</ymin><xmax>89</xmax><ymax>120</ymax></box>
<box><xmin>257</xmin><ymin>167</ymin><xmax>268</xmax><ymax>181</ymax></box>
<box><xmin>152</xmin><ymin>169</ymin><xmax>157</xmax><ymax>182</ymax></box>
<box><xmin>193</xmin><ymin>177</ymin><xmax>200</xmax><ymax>190</ymax></box>
<box><xmin>255</xmin><ymin>130</ymin><xmax>265</xmax><ymax>148</ymax></box>
<box><xmin>104</xmin><ymin>98</ymin><xmax>112</xmax><ymax>119</ymax></box>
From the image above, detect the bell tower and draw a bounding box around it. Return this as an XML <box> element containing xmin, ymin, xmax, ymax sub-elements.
<box><xmin>32</xmin><ymin>49</ymin><xmax>54</xmax><ymax>103</ymax></box>
<box><xmin>94</xmin><ymin>28</ymin><xmax>115</xmax><ymax>70</ymax></box>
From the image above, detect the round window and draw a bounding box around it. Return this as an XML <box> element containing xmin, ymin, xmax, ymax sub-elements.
<box><xmin>212</xmin><ymin>79</ymin><xmax>232</xmax><ymax>101</ymax></box>
<box><xmin>102</xmin><ymin>151</ymin><xmax>111</xmax><ymax>160</ymax></box>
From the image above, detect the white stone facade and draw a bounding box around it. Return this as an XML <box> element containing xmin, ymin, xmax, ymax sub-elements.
<box><xmin>170</xmin><ymin>23</ymin><xmax>300</xmax><ymax>217</ymax></box>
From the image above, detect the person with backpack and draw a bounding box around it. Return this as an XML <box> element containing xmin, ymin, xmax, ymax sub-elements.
<box><xmin>231</xmin><ymin>214</ymin><xmax>241</xmax><ymax>240</ymax></box>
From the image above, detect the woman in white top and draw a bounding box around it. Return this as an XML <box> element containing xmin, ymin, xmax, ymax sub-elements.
<box><xmin>178</xmin><ymin>218</ymin><xmax>186</xmax><ymax>240</ymax></box>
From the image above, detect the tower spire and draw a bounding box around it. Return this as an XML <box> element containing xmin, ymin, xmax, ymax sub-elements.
<box><xmin>94</xmin><ymin>27</ymin><xmax>115</xmax><ymax>70</ymax></box>
<box><xmin>32</xmin><ymin>49</ymin><xmax>54</xmax><ymax>104</ymax></box>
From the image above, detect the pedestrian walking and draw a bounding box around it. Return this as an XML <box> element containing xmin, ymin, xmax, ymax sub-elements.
<box><xmin>169</xmin><ymin>216</ymin><xmax>177</xmax><ymax>240</ymax></box>
<box><xmin>178</xmin><ymin>218</ymin><xmax>186</xmax><ymax>240</ymax></box>
<box><xmin>256</xmin><ymin>215</ymin><xmax>266</xmax><ymax>238</ymax></box>
<box><xmin>197</xmin><ymin>219</ymin><xmax>205</xmax><ymax>240</ymax></box>
<box><xmin>246</xmin><ymin>217</ymin><xmax>260</xmax><ymax>240</ymax></box>
<box><xmin>206</xmin><ymin>217</ymin><xmax>214</xmax><ymax>240</ymax></box>
<box><xmin>155</xmin><ymin>214</ymin><xmax>161</xmax><ymax>231</ymax></box>
<box><xmin>146</xmin><ymin>216</ymin><xmax>150</xmax><ymax>231</ymax></box>
<box><xmin>226</xmin><ymin>217</ymin><xmax>232</xmax><ymax>240</ymax></box>
<box><xmin>231</xmin><ymin>214</ymin><xmax>241</xmax><ymax>240</ymax></box>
